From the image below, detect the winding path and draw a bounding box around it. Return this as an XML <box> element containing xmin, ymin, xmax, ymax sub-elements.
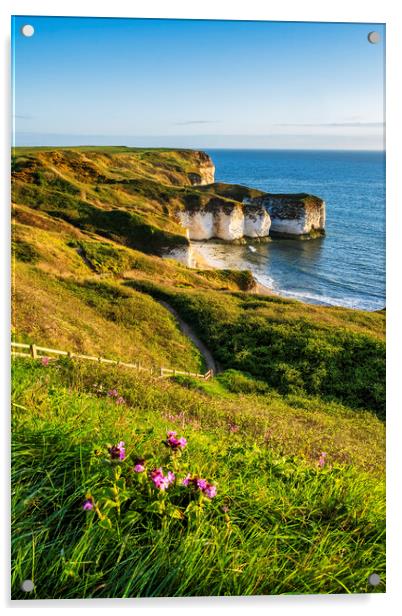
<box><xmin>73</xmin><ymin>247</ymin><xmax>218</xmax><ymax>375</ymax></box>
<box><xmin>158</xmin><ymin>300</ymin><xmax>219</xmax><ymax>375</ymax></box>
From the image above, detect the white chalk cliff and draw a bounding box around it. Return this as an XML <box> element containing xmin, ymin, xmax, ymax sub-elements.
<box><xmin>244</xmin><ymin>193</ymin><xmax>325</xmax><ymax>237</ymax></box>
<box><xmin>177</xmin><ymin>201</ymin><xmax>271</xmax><ymax>241</ymax></box>
<box><xmin>170</xmin><ymin>153</ymin><xmax>325</xmax><ymax>243</ymax></box>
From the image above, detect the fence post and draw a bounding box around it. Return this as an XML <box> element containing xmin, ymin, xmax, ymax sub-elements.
<box><xmin>30</xmin><ymin>344</ymin><xmax>37</xmax><ymax>359</ymax></box>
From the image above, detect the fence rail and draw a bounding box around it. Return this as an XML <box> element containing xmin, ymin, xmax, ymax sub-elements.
<box><xmin>11</xmin><ymin>342</ymin><xmax>213</xmax><ymax>380</ymax></box>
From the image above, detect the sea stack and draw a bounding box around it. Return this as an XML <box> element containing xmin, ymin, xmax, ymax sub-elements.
<box><xmin>244</xmin><ymin>193</ymin><xmax>326</xmax><ymax>238</ymax></box>
<box><xmin>177</xmin><ymin>199</ymin><xmax>271</xmax><ymax>241</ymax></box>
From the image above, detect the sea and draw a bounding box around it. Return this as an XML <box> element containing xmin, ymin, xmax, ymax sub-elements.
<box><xmin>196</xmin><ymin>149</ymin><xmax>386</xmax><ymax>311</ymax></box>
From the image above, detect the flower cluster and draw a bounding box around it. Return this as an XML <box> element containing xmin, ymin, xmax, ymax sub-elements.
<box><xmin>182</xmin><ymin>474</ymin><xmax>217</xmax><ymax>499</ymax></box>
<box><xmin>41</xmin><ymin>356</ymin><xmax>50</xmax><ymax>367</ymax></box>
<box><xmin>150</xmin><ymin>468</ymin><xmax>176</xmax><ymax>491</ymax></box>
<box><xmin>318</xmin><ymin>452</ymin><xmax>327</xmax><ymax>468</ymax></box>
<box><xmin>165</xmin><ymin>431</ymin><xmax>187</xmax><ymax>450</ymax></box>
<box><xmin>107</xmin><ymin>389</ymin><xmax>125</xmax><ymax>405</ymax></box>
<box><xmin>108</xmin><ymin>441</ymin><xmax>126</xmax><ymax>460</ymax></box>
<box><xmin>84</xmin><ymin>431</ymin><xmax>218</xmax><ymax>521</ymax></box>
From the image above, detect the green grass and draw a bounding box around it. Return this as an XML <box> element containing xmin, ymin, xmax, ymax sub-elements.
<box><xmin>12</xmin><ymin>265</ymin><xmax>206</xmax><ymax>372</ymax></box>
<box><xmin>129</xmin><ymin>282</ymin><xmax>385</xmax><ymax>418</ymax></box>
<box><xmin>11</xmin><ymin>146</ymin><xmax>386</xmax><ymax>598</ymax></box>
<box><xmin>11</xmin><ymin>358</ymin><xmax>385</xmax><ymax>598</ymax></box>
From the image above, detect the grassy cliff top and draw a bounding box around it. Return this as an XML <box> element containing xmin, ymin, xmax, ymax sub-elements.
<box><xmin>11</xmin><ymin>147</ymin><xmax>232</xmax><ymax>255</ymax></box>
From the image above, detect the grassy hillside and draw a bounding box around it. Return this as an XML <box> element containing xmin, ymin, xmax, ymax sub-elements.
<box><xmin>127</xmin><ymin>282</ymin><xmax>386</xmax><ymax>418</ymax></box>
<box><xmin>12</xmin><ymin>358</ymin><xmax>385</xmax><ymax>598</ymax></box>
<box><xmin>12</xmin><ymin>201</ymin><xmax>252</xmax><ymax>370</ymax></box>
<box><xmin>12</xmin><ymin>147</ymin><xmax>241</xmax><ymax>255</ymax></box>
<box><xmin>11</xmin><ymin>147</ymin><xmax>386</xmax><ymax>598</ymax></box>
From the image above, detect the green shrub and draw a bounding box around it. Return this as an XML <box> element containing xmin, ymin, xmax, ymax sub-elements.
<box><xmin>131</xmin><ymin>285</ymin><xmax>385</xmax><ymax>417</ymax></box>
<box><xmin>11</xmin><ymin>239</ymin><xmax>39</xmax><ymax>263</ymax></box>
<box><xmin>217</xmin><ymin>369</ymin><xmax>270</xmax><ymax>394</ymax></box>
<box><xmin>77</xmin><ymin>241</ymin><xmax>132</xmax><ymax>274</ymax></box>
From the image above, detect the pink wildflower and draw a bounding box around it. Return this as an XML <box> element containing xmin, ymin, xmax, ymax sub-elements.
<box><xmin>41</xmin><ymin>356</ymin><xmax>50</xmax><ymax>367</ymax></box>
<box><xmin>204</xmin><ymin>483</ymin><xmax>217</xmax><ymax>499</ymax></box>
<box><xmin>82</xmin><ymin>499</ymin><xmax>93</xmax><ymax>511</ymax></box>
<box><xmin>107</xmin><ymin>389</ymin><xmax>118</xmax><ymax>398</ymax></box>
<box><xmin>318</xmin><ymin>452</ymin><xmax>327</xmax><ymax>468</ymax></box>
<box><xmin>183</xmin><ymin>475</ymin><xmax>217</xmax><ymax>499</ymax></box>
<box><xmin>115</xmin><ymin>396</ymin><xmax>125</xmax><ymax>405</ymax></box>
<box><xmin>166</xmin><ymin>430</ymin><xmax>187</xmax><ymax>450</ymax></box>
<box><xmin>150</xmin><ymin>468</ymin><xmax>175</xmax><ymax>490</ymax></box>
<box><xmin>108</xmin><ymin>441</ymin><xmax>125</xmax><ymax>460</ymax></box>
<box><xmin>150</xmin><ymin>468</ymin><xmax>165</xmax><ymax>489</ymax></box>
<box><xmin>134</xmin><ymin>458</ymin><xmax>145</xmax><ymax>473</ymax></box>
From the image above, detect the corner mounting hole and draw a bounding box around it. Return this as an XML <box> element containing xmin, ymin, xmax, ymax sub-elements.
<box><xmin>21</xmin><ymin>579</ymin><xmax>34</xmax><ymax>592</ymax></box>
<box><xmin>368</xmin><ymin>573</ymin><xmax>381</xmax><ymax>586</ymax></box>
<box><xmin>367</xmin><ymin>31</ymin><xmax>380</xmax><ymax>44</ymax></box>
<box><xmin>21</xmin><ymin>24</ymin><xmax>35</xmax><ymax>38</ymax></box>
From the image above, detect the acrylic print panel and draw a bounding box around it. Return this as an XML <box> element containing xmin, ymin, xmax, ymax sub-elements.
<box><xmin>11</xmin><ymin>16</ymin><xmax>385</xmax><ymax>599</ymax></box>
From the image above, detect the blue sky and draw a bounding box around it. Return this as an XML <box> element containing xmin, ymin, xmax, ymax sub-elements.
<box><xmin>12</xmin><ymin>16</ymin><xmax>385</xmax><ymax>149</ymax></box>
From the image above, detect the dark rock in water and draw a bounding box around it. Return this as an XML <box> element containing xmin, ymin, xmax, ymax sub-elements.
<box><xmin>244</xmin><ymin>192</ymin><xmax>325</xmax><ymax>238</ymax></box>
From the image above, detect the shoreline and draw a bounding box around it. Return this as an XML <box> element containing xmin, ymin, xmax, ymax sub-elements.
<box><xmin>190</xmin><ymin>243</ymin><xmax>276</xmax><ymax>298</ymax></box>
<box><xmin>190</xmin><ymin>242</ymin><xmax>384</xmax><ymax>311</ymax></box>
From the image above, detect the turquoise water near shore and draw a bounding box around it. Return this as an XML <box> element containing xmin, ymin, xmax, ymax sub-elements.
<box><xmin>200</xmin><ymin>149</ymin><xmax>385</xmax><ymax>311</ymax></box>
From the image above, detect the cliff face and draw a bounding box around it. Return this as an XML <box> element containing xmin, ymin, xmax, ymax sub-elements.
<box><xmin>186</xmin><ymin>151</ymin><xmax>215</xmax><ymax>185</ymax></box>
<box><xmin>244</xmin><ymin>193</ymin><xmax>325</xmax><ymax>237</ymax></box>
<box><xmin>176</xmin><ymin>183</ymin><xmax>325</xmax><ymax>242</ymax></box>
<box><xmin>177</xmin><ymin>200</ymin><xmax>271</xmax><ymax>241</ymax></box>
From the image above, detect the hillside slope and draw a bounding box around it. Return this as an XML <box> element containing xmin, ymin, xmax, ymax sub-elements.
<box><xmin>12</xmin><ymin>202</ymin><xmax>251</xmax><ymax>371</ymax></box>
<box><xmin>11</xmin><ymin>147</ymin><xmax>386</xmax><ymax>598</ymax></box>
<box><xmin>12</xmin><ymin>147</ymin><xmax>385</xmax><ymax>412</ymax></box>
<box><xmin>12</xmin><ymin>147</ymin><xmax>244</xmax><ymax>255</ymax></box>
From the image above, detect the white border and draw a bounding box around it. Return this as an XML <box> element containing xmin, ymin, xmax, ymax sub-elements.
<box><xmin>1</xmin><ymin>1</ymin><xmax>401</xmax><ymax>614</ymax></box>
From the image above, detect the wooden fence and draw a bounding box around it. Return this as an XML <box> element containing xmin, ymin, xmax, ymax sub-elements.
<box><xmin>11</xmin><ymin>342</ymin><xmax>213</xmax><ymax>381</ymax></box>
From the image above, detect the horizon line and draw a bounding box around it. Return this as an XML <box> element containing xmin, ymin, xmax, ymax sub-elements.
<box><xmin>12</xmin><ymin>144</ymin><xmax>386</xmax><ymax>153</ymax></box>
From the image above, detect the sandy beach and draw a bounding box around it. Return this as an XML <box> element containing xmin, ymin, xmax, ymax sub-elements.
<box><xmin>191</xmin><ymin>242</ymin><xmax>275</xmax><ymax>297</ymax></box>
